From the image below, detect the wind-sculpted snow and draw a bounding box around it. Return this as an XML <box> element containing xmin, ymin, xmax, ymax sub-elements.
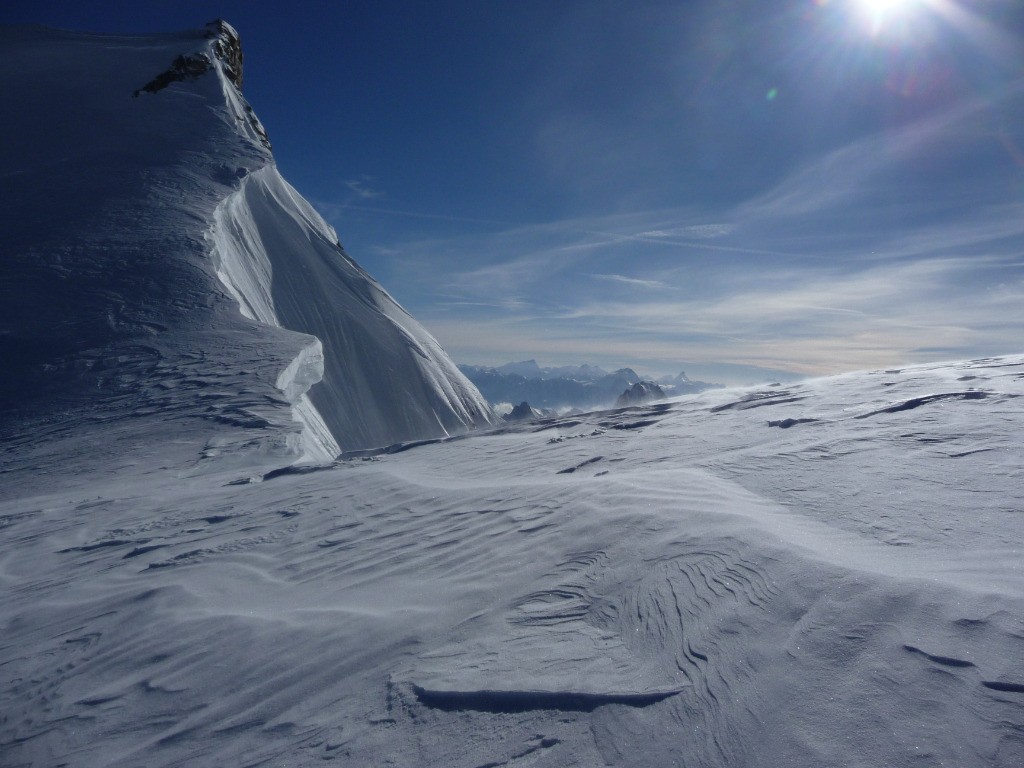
<box><xmin>273</xmin><ymin>339</ymin><xmax>339</xmax><ymax>463</ymax></box>
<box><xmin>208</xmin><ymin>164</ymin><xmax>494</xmax><ymax>451</ymax></box>
<box><xmin>3</xmin><ymin>19</ymin><xmax>1024</xmax><ymax>768</ymax></box>
<box><xmin>2</xmin><ymin>355</ymin><xmax>1023</xmax><ymax>766</ymax></box>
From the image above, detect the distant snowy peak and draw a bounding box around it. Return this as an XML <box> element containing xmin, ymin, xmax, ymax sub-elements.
<box><xmin>488</xmin><ymin>360</ymin><xmax>611</xmax><ymax>382</ymax></box>
<box><xmin>560</xmin><ymin>363</ymin><xmax>609</xmax><ymax>380</ymax></box>
<box><xmin>610</xmin><ymin>367</ymin><xmax>641</xmax><ymax>383</ymax></box>
<box><xmin>656</xmin><ymin>371</ymin><xmax>691</xmax><ymax>384</ymax></box>
<box><xmin>0</xmin><ymin>21</ymin><xmax>493</xmax><ymax>466</ymax></box>
<box><xmin>459</xmin><ymin>361</ymin><xmax>719</xmax><ymax>410</ymax></box>
<box><xmin>494</xmin><ymin>360</ymin><xmax>545</xmax><ymax>379</ymax></box>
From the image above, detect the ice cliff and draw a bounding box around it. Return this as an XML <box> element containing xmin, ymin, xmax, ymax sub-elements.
<box><xmin>0</xmin><ymin>21</ymin><xmax>494</xmax><ymax>465</ymax></box>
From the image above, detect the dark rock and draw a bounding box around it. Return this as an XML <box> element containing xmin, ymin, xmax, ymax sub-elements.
<box><xmin>206</xmin><ymin>20</ymin><xmax>243</xmax><ymax>89</ymax></box>
<box><xmin>133</xmin><ymin>53</ymin><xmax>212</xmax><ymax>97</ymax></box>
<box><xmin>615</xmin><ymin>381</ymin><xmax>665</xmax><ymax>408</ymax></box>
<box><xmin>504</xmin><ymin>401</ymin><xmax>542</xmax><ymax>422</ymax></box>
<box><xmin>133</xmin><ymin>20</ymin><xmax>271</xmax><ymax>151</ymax></box>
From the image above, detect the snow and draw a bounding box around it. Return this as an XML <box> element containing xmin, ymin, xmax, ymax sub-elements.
<box><xmin>2</xmin><ymin>21</ymin><xmax>1024</xmax><ymax>768</ymax></box>
<box><xmin>3</xmin><ymin>354</ymin><xmax>1024</xmax><ymax>766</ymax></box>
<box><xmin>273</xmin><ymin>338</ymin><xmax>339</xmax><ymax>463</ymax></box>
<box><xmin>212</xmin><ymin>163</ymin><xmax>495</xmax><ymax>452</ymax></box>
<box><xmin>0</xmin><ymin>22</ymin><xmax>493</xmax><ymax>469</ymax></box>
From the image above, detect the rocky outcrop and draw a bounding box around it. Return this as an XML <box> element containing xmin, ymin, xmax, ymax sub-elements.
<box><xmin>504</xmin><ymin>401</ymin><xmax>544</xmax><ymax>422</ymax></box>
<box><xmin>615</xmin><ymin>381</ymin><xmax>665</xmax><ymax>407</ymax></box>
<box><xmin>133</xmin><ymin>52</ymin><xmax>212</xmax><ymax>96</ymax></box>
<box><xmin>133</xmin><ymin>20</ymin><xmax>270</xmax><ymax>150</ymax></box>
<box><xmin>207</xmin><ymin>19</ymin><xmax>243</xmax><ymax>89</ymax></box>
<box><xmin>132</xmin><ymin>21</ymin><xmax>237</xmax><ymax>97</ymax></box>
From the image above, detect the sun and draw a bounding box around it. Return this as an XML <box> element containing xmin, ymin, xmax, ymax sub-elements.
<box><xmin>853</xmin><ymin>0</ymin><xmax>924</xmax><ymax>35</ymax></box>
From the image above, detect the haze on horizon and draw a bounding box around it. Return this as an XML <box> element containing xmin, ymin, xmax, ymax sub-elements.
<box><xmin>5</xmin><ymin>0</ymin><xmax>1023</xmax><ymax>382</ymax></box>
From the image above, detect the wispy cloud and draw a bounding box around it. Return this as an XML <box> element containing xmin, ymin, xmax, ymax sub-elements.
<box><xmin>592</xmin><ymin>273</ymin><xmax>667</xmax><ymax>289</ymax></box>
<box><xmin>343</xmin><ymin>176</ymin><xmax>385</xmax><ymax>200</ymax></box>
<box><xmin>635</xmin><ymin>224</ymin><xmax>733</xmax><ymax>239</ymax></box>
<box><xmin>314</xmin><ymin>73</ymin><xmax>1024</xmax><ymax>379</ymax></box>
<box><xmin>360</xmin><ymin>173</ymin><xmax>1024</xmax><ymax>375</ymax></box>
<box><xmin>433</xmin><ymin>297</ymin><xmax>529</xmax><ymax>311</ymax></box>
<box><xmin>317</xmin><ymin>201</ymin><xmax>511</xmax><ymax>226</ymax></box>
<box><xmin>423</xmin><ymin>252</ymin><xmax>1024</xmax><ymax>378</ymax></box>
<box><xmin>735</xmin><ymin>78</ymin><xmax>1024</xmax><ymax>224</ymax></box>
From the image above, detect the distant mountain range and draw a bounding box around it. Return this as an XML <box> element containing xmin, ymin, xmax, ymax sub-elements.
<box><xmin>458</xmin><ymin>359</ymin><xmax>721</xmax><ymax>410</ymax></box>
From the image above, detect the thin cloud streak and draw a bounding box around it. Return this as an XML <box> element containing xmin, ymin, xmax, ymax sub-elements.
<box><xmin>637</xmin><ymin>224</ymin><xmax>734</xmax><ymax>239</ymax></box>
<box><xmin>343</xmin><ymin>177</ymin><xmax>385</xmax><ymax>200</ymax></box>
<box><xmin>423</xmin><ymin>255</ymin><xmax>1024</xmax><ymax>378</ymax></box>
<box><xmin>316</xmin><ymin>201</ymin><xmax>515</xmax><ymax>227</ymax></box>
<box><xmin>735</xmin><ymin>78</ymin><xmax>1024</xmax><ymax>223</ymax></box>
<box><xmin>592</xmin><ymin>274</ymin><xmax>667</xmax><ymax>289</ymax></box>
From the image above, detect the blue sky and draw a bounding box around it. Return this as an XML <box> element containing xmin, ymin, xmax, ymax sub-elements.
<box><xmin>6</xmin><ymin>1</ymin><xmax>1024</xmax><ymax>381</ymax></box>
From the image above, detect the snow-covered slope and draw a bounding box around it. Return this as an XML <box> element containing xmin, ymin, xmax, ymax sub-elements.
<box><xmin>1</xmin><ymin>354</ymin><xmax>1023</xmax><ymax>766</ymax></box>
<box><xmin>0</xmin><ymin>22</ymin><xmax>493</xmax><ymax>465</ymax></box>
<box><xmin>210</xmin><ymin>164</ymin><xmax>494</xmax><ymax>451</ymax></box>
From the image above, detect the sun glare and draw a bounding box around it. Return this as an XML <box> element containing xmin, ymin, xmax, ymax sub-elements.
<box><xmin>854</xmin><ymin>0</ymin><xmax>923</xmax><ymax>34</ymax></box>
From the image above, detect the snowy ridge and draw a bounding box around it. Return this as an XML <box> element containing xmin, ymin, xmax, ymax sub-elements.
<box><xmin>0</xmin><ymin>22</ymin><xmax>306</xmax><ymax>475</ymax></box>
<box><xmin>207</xmin><ymin>163</ymin><xmax>339</xmax><ymax>463</ymax></box>
<box><xmin>202</xmin><ymin>22</ymin><xmax>493</xmax><ymax>455</ymax></box>
<box><xmin>0</xmin><ymin>21</ymin><xmax>493</xmax><ymax>466</ymax></box>
<box><xmin>213</xmin><ymin>164</ymin><xmax>495</xmax><ymax>451</ymax></box>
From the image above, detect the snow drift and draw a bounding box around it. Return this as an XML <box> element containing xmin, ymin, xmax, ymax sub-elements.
<box><xmin>0</xmin><ymin>21</ymin><xmax>492</xmax><ymax>464</ymax></box>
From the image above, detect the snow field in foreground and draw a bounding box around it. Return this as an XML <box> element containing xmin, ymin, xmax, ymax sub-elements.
<box><xmin>1</xmin><ymin>355</ymin><xmax>1022</xmax><ymax>766</ymax></box>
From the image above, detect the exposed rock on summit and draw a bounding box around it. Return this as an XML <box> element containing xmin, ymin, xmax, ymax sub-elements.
<box><xmin>207</xmin><ymin>19</ymin><xmax>243</xmax><ymax>88</ymax></box>
<box><xmin>133</xmin><ymin>52</ymin><xmax>212</xmax><ymax>96</ymax></box>
<box><xmin>133</xmin><ymin>20</ymin><xmax>269</xmax><ymax>149</ymax></box>
<box><xmin>132</xmin><ymin>21</ymin><xmax>242</xmax><ymax>95</ymax></box>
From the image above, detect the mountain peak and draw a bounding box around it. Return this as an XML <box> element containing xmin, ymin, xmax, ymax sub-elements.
<box><xmin>1</xmin><ymin>23</ymin><xmax>493</xmax><ymax>466</ymax></box>
<box><xmin>495</xmin><ymin>360</ymin><xmax>544</xmax><ymax>378</ymax></box>
<box><xmin>129</xmin><ymin>20</ymin><xmax>242</xmax><ymax>98</ymax></box>
<box><xmin>206</xmin><ymin>19</ymin><xmax>243</xmax><ymax>89</ymax></box>
<box><xmin>614</xmin><ymin>381</ymin><xmax>666</xmax><ymax>407</ymax></box>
